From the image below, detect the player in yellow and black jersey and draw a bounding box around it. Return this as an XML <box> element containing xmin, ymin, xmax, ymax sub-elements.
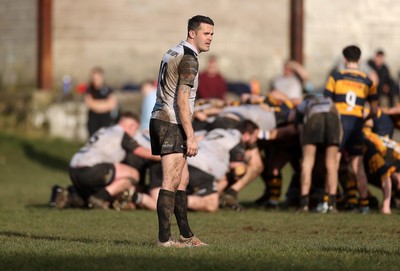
<box><xmin>324</xmin><ymin>45</ymin><xmax>378</xmax><ymax>213</ymax></box>
<box><xmin>231</xmin><ymin>91</ymin><xmax>300</xmax><ymax>208</ymax></box>
<box><xmin>361</xmin><ymin>128</ymin><xmax>393</xmax><ymax>214</ymax></box>
<box><xmin>364</xmin><ymin>108</ymin><xmax>394</xmax><ymax>139</ymax></box>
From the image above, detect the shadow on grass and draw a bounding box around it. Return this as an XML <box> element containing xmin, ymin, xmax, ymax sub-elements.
<box><xmin>0</xmin><ymin>231</ymin><xmax>153</xmax><ymax>247</ymax></box>
<box><xmin>0</xmin><ymin>231</ymin><xmax>398</xmax><ymax>271</ymax></box>
<box><xmin>0</xmin><ymin>239</ymin><xmax>305</xmax><ymax>271</ymax></box>
<box><xmin>0</xmin><ymin>253</ymin><xmax>259</xmax><ymax>271</ymax></box>
<box><xmin>22</xmin><ymin>142</ymin><xmax>70</xmax><ymax>172</ymax></box>
<box><xmin>321</xmin><ymin>245</ymin><xmax>397</xmax><ymax>256</ymax></box>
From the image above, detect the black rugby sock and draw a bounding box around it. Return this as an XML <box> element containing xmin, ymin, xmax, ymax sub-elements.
<box><xmin>328</xmin><ymin>194</ymin><xmax>336</xmax><ymax>207</ymax></box>
<box><xmin>157</xmin><ymin>189</ymin><xmax>175</xmax><ymax>242</ymax></box>
<box><xmin>225</xmin><ymin>187</ymin><xmax>238</xmax><ymax>199</ymax></box>
<box><xmin>132</xmin><ymin>192</ymin><xmax>143</xmax><ymax>205</ymax></box>
<box><xmin>174</xmin><ymin>190</ymin><xmax>194</xmax><ymax>238</ymax></box>
<box><xmin>300</xmin><ymin>195</ymin><xmax>309</xmax><ymax>208</ymax></box>
<box><xmin>94</xmin><ymin>189</ymin><xmax>113</xmax><ymax>202</ymax></box>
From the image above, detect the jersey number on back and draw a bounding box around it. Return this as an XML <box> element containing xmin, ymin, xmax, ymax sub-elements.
<box><xmin>79</xmin><ymin>129</ymin><xmax>104</xmax><ymax>153</ymax></box>
<box><xmin>158</xmin><ymin>62</ymin><xmax>168</xmax><ymax>89</ymax></box>
<box><xmin>346</xmin><ymin>91</ymin><xmax>357</xmax><ymax>112</ymax></box>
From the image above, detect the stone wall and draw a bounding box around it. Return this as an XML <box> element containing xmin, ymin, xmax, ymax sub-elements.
<box><xmin>2</xmin><ymin>0</ymin><xmax>400</xmax><ymax>92</ymax></box>
<box><xmin>305</xmin><ymin>0</ymin><xmax>400</xmax><ymax>87</ymax></box>
<box><xmin>41</xmin><ymin>91</ymin><xmax>143</xmax><ymax>141</ymax></box>
<box><xmin>52</xmin><ymin>0</ymin><xmax>290</xmax><ymax>91</ymax></box>
<box><xmin>0</xmin><ymin>0</ymin><xmax>37</xmax><ymax>89</ymax></box>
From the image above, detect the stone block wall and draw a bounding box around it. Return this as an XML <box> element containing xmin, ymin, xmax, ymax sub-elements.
<box><xmin>305</xmin><ymin>0</ymin><xmax>400</xmax><ymax>87</ymax></box>
<box><xmin>2</xmin><ymin>0</ymin><xmax>400</xmax><ymax>93</ymax></box>
<box><xmin>0</xmin><ymin>0</ymin><xmax>37</xmax><ymax>89</ymax></box>
<box><xmin>52</xmin><ymin>0</ymin><xmax>290</xmax><ymax>91</ymax></box>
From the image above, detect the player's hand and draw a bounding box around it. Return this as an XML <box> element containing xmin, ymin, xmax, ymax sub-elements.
<box><xmin>185</xmin><ymin>137</ymin><xmax>198</xmax><ymax>157</ymax></box>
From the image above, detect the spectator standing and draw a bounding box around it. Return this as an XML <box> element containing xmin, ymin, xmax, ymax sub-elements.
<box><xmin>140</xmin><ymin>80</ymin><xmax>157</xmax><ymax>131</ymax></box>
<box><xmin>84</xmin><ymin>67</ymin><xmax>118</xmax><ymax>136</ymax></box>
<box><xmin>367</xmin><ymin>50</ymin><xmax>398</xmax><ymax>107</ymax></box>
<box><xmin>198</xmin><ymin>55</ymin><xmax>228</xmax><ymax>100</ymax></box>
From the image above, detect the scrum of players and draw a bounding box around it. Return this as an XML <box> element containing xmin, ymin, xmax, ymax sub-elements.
<box><xmin>50</xmin><ymin>46</ymin><xmax>400</xmax><ymax>215</ymax></box>
<box><xmin>49</xmin><ymin>92</ymin><xmax>400</xmax><ymax>215</ymax></box>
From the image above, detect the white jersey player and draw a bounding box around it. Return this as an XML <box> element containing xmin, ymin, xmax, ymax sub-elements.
<box><xmin>68</xmin><ymin>113</ymin><xmax>158</xmax><ymax>209</ymax></box>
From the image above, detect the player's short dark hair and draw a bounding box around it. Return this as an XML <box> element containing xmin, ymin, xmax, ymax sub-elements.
<box><xmin>342</xmin><ymin>45</ymin><xmax>361</xmax><ymax>62</ymax></box>
<box><xmin>91</xmin><ymin>66</ymin><xmax>104</xmax><ymax>74</ymax></box>
<box><xmin>237</xmin><ymin>120</ymin><xmax>258</xmax><ymax>135</ymax></box>
<box><xmin>188</xmin><ymin>15</ymin><xmax>214</xmax><ymax>33</ymax></box>
<box><xmin>376</xmin><ymin>49</ymin><xmax>385</xmax><ymax>56</ymax></box>
<box><xmin>119</xmin><ymin>111</ymin><xmax>140</xmax><ymax>123</ymax></box>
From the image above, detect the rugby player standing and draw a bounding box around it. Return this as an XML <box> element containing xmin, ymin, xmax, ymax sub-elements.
<box><xmin>150</xmin><ymin>15</ymin><xmax>214</xmax><ymax>247</ymax></box>
<box><xmin>324</xmin><ymin>45</ymin><xmax>378</xmax><ymax>213</ymax></box>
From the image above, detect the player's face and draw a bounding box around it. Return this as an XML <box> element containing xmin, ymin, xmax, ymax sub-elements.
<box><xmin>375</xmin><ymin>55</ymin><xmax>384</xmax><ymax>66</ymax></box>
<box><xmin>193</xmin><ymin>23</ymin><xmax>214</xmax><ymax>53</ymax></box>
<box><xmin>249</xmin><ymin>129</ymin><xmax>259</xmax><ymax>145</ymax></box>
<box><xmin>242</xmin><ymin>129</ymin><xmax>259</xmax><ymax>146</ymax></box>
<box><xmin>123</xmin><ymin>119</ymin><xmax>139</xmax><ymax>137</ymax></box>
<box><xmin>91</xmin><ymin>72</ymin><xmax>104</xmax><ymax>88</ymax></box>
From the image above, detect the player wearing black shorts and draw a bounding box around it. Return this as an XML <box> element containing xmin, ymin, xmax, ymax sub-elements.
<box><xmin>68</xmin><ymin>112</ymin><xmax>159</xmax><ymax>209</ymax></box>
<box><xmin>148</xmin><ymin>124</ymin><xmax>256</xmax><ymax>212</ymax></box>
<box><xmin>295</xmin><ymin>95</ymin><xmax>341</xmax><ymax>212</ymax></box>
<box><xmin>150</xmin><ymin>15</ymin><xmax>214</xmax><ymax>247</ymax></box>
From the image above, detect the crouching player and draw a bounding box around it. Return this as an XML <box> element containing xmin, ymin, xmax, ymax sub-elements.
<box><xmin>361</xmin><ymin>128</ymin><xmax>394</xmax><ymax>214</ymax></box>
<box><xmin>296</xmin><ymin>95</ymin><xmax>342</xmax><ymax>212</ymax></box>
<box><xmin>145</xmin><ymin>121</ymin><xmax>257</xmax><ymax>212</ymax></box>
<box><xmin>187</xmin><ymin>122</ymin><xmax>257</xmax><ymax>212</ymax></box>
<box><xmin>68</xmin><ymin>112</ymin><xmax>159</xmax><ymax>209</ymax></box>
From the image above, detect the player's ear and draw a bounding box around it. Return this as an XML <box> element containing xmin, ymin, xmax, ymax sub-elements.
<box><xmin>188</xmin><ymin>30</ymin><xmax>196</xmax><ymax>39</ymax></box>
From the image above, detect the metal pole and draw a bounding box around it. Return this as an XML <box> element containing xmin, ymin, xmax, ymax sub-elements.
<box><xmin>37</xmin><ymin>0</ymin><xmax>52</xmax><ymax>90</ymax></box>
<box><xmin>290</xmin><ymin>0</ymin><xmax>304</xmax><ymax>64</ymax></box>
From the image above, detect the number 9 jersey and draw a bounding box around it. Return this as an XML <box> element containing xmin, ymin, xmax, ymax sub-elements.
<box><xmin>324</xmin><ymin>69</ymin><xmax>378</xmax><ymax>118</ymax></box>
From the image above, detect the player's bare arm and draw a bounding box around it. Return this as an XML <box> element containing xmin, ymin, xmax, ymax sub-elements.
<box><xmin>177</xmin><ymin>84</ymin><xmax>198</xmax><ymax>157</ymax></box>
<box><xmin>133</xmin><ymin>146</ymin><xmax>161</xmax><ymax>161</ymax></box>
<box><xmin>177</xmin><ymin>52</ymin><xmax>199</xmax><ymax>158</ymax></box>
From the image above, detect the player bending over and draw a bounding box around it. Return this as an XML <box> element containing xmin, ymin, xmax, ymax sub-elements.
<box><xmin>66</xmin><ymin>112</ymin><xmax>159</xmax><ymax>209</ymax></box>
<box><xmin>295</xmin><ymin>95</ymin><xmax>342</xmax><ymax>213</ymax></box>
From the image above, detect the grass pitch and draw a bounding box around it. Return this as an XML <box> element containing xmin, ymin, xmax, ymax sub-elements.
<box><xmin>0</xmin><ymin>132</ymin><xmax>399</xmax><ymax>271</ymax></box>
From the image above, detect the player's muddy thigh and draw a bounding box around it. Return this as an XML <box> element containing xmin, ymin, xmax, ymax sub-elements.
<box><xmin>161</xmin><ymin>153</ymin><xmax>187</xmax><ymax>191</ymax></box>
<box><xmin>177</xmin><ymin>162</ymin><xmax>190</xmax><ymax>191</ymax></box>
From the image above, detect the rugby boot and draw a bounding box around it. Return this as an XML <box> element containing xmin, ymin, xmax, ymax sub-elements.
<box><xmin>87</xmin><ymin>195</ymin><xmax>109</xmax><ymax>209</ymax></box>
<box><xmin>178</xmin><ymin>235</ymin><xmax>208</xmax><ymax>247</ymax></box>
<box><xmin>157</xmin><ymin>238</ymin><xmax>185</xmax><ymax>248</ymax></box>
